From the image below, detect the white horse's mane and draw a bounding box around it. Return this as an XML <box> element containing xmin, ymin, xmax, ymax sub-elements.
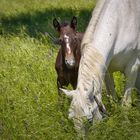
<box><xmin>77</xmin><ymin>45</ymin><xmax>104</xmax><ymax>94</ymax></box>
<box><xmin>69</xmin><ymin>45</ymin><xmax>105</xmax><ymax>122</ymax></box>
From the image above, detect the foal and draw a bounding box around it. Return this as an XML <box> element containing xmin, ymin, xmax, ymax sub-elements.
<box><xmin>53</xmin><ymin>16</ymin><xmax>84</xmax><ymax>93</ymax></box>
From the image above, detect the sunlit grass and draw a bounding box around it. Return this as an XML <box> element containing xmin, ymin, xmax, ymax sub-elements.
<box><xmin>0</xmin><ymin>0</ymin><xmax>140</xmax><ymax>140</ymax></box>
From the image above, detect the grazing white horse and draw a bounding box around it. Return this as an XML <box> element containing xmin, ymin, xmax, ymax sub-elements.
<box><xmin>61</xmin><ymin>0</ymin><xmax>140</xmax><ymax>135</ymax></box>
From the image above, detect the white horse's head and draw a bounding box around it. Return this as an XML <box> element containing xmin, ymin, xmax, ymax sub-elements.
<box><xmin>60</xmin><ymin>87</ymin><xmax>106</xmax><ymax>134</ymax></box>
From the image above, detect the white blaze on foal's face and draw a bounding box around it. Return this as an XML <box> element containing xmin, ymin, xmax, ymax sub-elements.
<box><xmin>64</xmin><ymin>34</ymin><xmax>71</xmax><ymax>54</ymax></box>
<box><xmin>63</xmin><ymin>34</ymin><xmax>75</xmax><ymax>68</ymax></box>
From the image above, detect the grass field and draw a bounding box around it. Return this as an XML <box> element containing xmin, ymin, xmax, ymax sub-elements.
<box><xmin>0</xmin><ymin>0</ymin><xmax>140</xmax><ymax>140</ymax></box>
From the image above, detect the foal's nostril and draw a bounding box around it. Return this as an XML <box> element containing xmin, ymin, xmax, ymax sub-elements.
<box><xmin>65</xmin><ymin>59</ymin><xmax>68</xmax><ymax>64</ymax></box>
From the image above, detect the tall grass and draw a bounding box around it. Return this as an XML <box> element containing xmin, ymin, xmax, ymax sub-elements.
<box><xmin>0</xmin><ymin>0</ymin><xmax>140</xmax><ymax>140</ymax></box>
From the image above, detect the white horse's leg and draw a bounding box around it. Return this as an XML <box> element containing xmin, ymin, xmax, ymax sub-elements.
<box><xmin>105</xmin><ymin>71</ymin><xmax>117</xmax><ymax>100</ymax></box>
<box><xmin>135</xmin><ymin>71</ymin><xmax>140</xmax><ymax>93</ymax></box>
<box><xmin>122</xmin><ymin>58</ymin><xmax>139</xmax><ymax>106</ymax></box>
<box><xmin>135</xmin><ymin>36</ymin><xmax>140</xmax><ymax>93</ymax></box>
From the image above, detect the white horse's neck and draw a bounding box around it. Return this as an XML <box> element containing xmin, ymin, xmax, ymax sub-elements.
<box><xmin>78</xmin><ymin>1</ymin><xmax>120</xmax><ymax>93</ymax></box>
<box><xmin>81</xmin><ymin>0</ymin><xmax>107</xmax><ymax>49</ymax></box>
<box><xmin>78</xmin><ymin>0</ymin><xmax>140</xmax><ymax>96</ymax></box>
<box><xmin>82</xmin><ymin>1</ymin><xmax>121</xmax><ymax>73</ymax></box>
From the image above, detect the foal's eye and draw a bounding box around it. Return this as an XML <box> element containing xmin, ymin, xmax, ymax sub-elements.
<box><xmin>74</xmin><ymin>37</ymin><xmax>77</xmax><ymax>41</ymax></box>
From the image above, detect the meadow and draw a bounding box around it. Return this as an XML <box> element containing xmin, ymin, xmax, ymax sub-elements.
<box><xmin>0</xmin><ymin>0</ymin><xmax>140</xmax><ymax>140</ymax></box>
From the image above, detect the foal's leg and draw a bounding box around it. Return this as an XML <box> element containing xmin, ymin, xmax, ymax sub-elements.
<box><xmin>57</xmin><ymin>76</ymin><xmax>69</xmax><ymax>109</ymax></box>
<box><xmin>57</xmin><ymin>75</ymin><xmax>69</xmax><ymax>93</ymax></box>
<box><xmin>71</xmin><ymin>79</ymin><xmax>77</xmax><ymax>90</ymax></box>
<box><xmin>122</xmin><ymin>58</ymin><xmax>139</xmax><ymax>106</ymax></box>
<box><xmin>70</xmin><ymin>71</ymin><xmax>78</xmax><ymax>90</ymax></box>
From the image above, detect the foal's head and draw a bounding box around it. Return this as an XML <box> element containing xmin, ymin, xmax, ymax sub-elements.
<box><xmin>53</xmin><ymin>16</ymin><xmax>79</xmax><ymax>68</ymax></box>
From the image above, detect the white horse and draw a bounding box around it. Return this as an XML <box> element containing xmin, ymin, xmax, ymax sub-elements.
<box><xmin>61</xmin><ymin>0</ymin><xmax>140</xmax><ymax>135</ymax></box>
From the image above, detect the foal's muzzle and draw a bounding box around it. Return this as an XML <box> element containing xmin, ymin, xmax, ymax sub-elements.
<box><xmin>65</xmin><ymin>59</ymin><xmax>76</xmax><ymax>68</ymax></box>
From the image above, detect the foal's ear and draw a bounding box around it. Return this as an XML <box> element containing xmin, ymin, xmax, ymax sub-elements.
<box><xmin>53</xmin><ymin>18</ymin><xmax>60</xmax><ymax>31</ymax></box>
<box><xmin>71</xmin><ymin>16</ymin><xmax>77</xmax><ymax>29</ymax></box>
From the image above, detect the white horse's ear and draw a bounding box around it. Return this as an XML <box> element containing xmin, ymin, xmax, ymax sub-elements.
<box><xmin>59</xmin><ymin>88</ymin><xmax>75</xmax><ymax>98</ymax></box>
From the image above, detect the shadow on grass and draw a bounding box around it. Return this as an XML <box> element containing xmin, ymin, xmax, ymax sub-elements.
<box><xmin>0</xmin><ymin>8</ymin><xmax>93</xmax><ymax>39</ymax></box>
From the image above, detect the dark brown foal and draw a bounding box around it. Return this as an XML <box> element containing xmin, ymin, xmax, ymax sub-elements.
<box><xmin>53</xmin><ymin>16</ymin><xmax>84</xmax><ymax>93</ymax></box>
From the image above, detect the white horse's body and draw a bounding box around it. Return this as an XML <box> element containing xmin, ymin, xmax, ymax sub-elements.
<box><xmin>61</xmin><ymin>0</ymin><xmax>140</xmax><ymax>134</ymax></box>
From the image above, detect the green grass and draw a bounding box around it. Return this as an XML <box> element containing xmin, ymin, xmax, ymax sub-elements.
<box><xmin>0</xmin><ymin>35</ymin><xmax>76</xmax><ymax>139</ymax></box>
<box><xmin>0</xmin><ymin>0</ymin><xmax>140</xmax><ymax>140</ymax></box>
